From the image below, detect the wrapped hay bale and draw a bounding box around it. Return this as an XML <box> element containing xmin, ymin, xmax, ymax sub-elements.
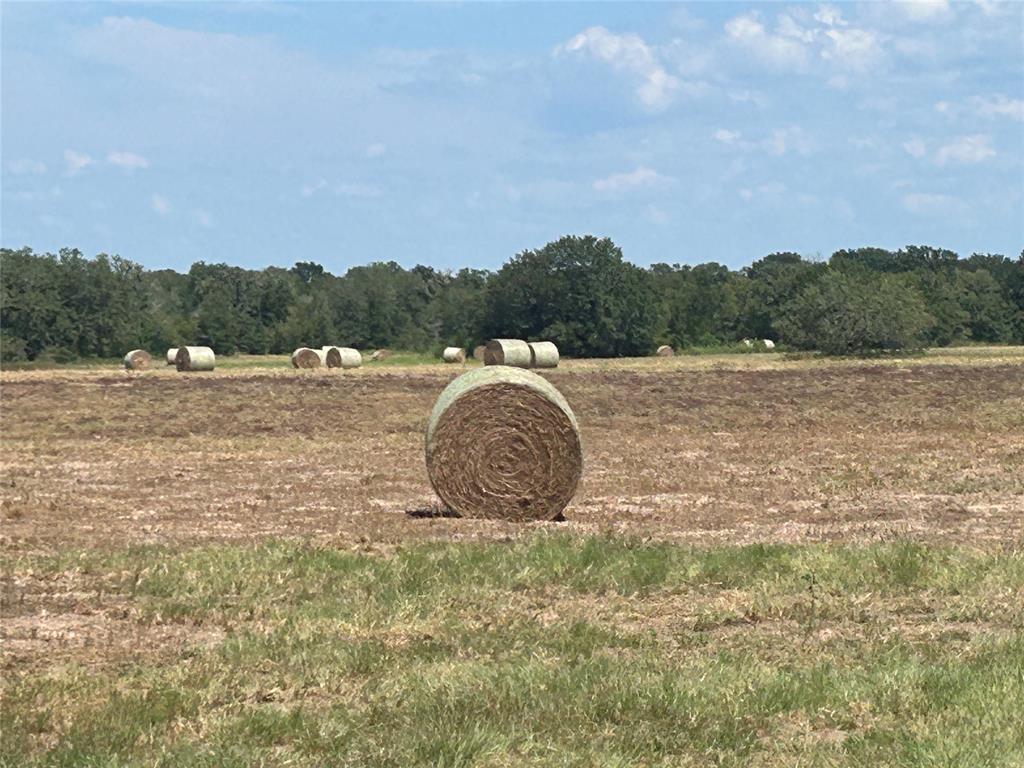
<box><xmin>123</xmin><ymin>349</ymin><xmax>151</xmax><ymax>371</ymax></box>
<box><xmin>483</xmin><ymin>338</ymin><xmax>531</xmax><ymax>368</ymax></box>
<box><xmin>370</xmin><ymin>349</ymin><xmax>390</xmax><ymax>362</ymax></box>
<box><xmin>473</xmin><ymin>345</ymin><xmax>486</xmax><ymax>362</ymax></box>
<box><xmin>291</xmin><ymin>348</ymin><xmax>321</xmax><ymax>368</ymax></box>
<box><xmin>425</xmin><ymin>366</ymin><xmax>582</xmax><ymax>521</ymax></box>
<box><xmin>528</xmin><ymin>341</ymin><xmax>559</xmax><ymax>369</ymax></box>
<box><xmin>763</xmin><ymin>339</ymin><xmax>776</xmax><ymax>350</ymax></box>
<box><xmin>320</xmin><ymin>347</ymin><xmax>344</xmax><ymax>368</ymax></box>
<box><xmin>442</xmin><ymin>347</ymin><xmax>466</xmax><ymax>363</ymax></box>
<box><xmin>175</xmin><ymin>346</ymin><xmax>216</xmax><ymax>372</ymax></box>
<box><xmin>656</xmin><ymin>345</ymin><xmax>674</xmax><ymax>357</ymax></box>
<box><xmin>337</xmin><ymin>348</ymin><xmax>362</xmax><ymax>369</ymax></box>
<box><xmin>165</xmin><ymin>348</ymin><xmax>178</xmax><ymax>365</ymax></box>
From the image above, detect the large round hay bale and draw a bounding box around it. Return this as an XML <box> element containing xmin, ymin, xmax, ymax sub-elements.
<box><xmin>473</xmin><ymin>345</ymin><xmax>486</xmax><ymax>362</ymax></box>
<box><xmin>442</xmin><ymin>347</ymin><xmax>466</xmax><ymax>363</ymax></box>
<box><xmin>291</xmin><ymin>348</ymin><xmax>321</xmax><ymax>368</ymax></box>
<box><xmin>483</xmin><ymin>339</ymin><xmax>531</xmax><ymax>368</ymax></box>
<box><xmin>165</xmin><ymin>348</ymin><xmax>178</xmax><ymax>365</ymax></box>
<box><xmin>175</xmin><ymin>346</ymin><xmax>215</xmax><ymax>372</ymax></box>
<box><xmin>320</xmin><ymin>346</ymin><xmax>344</xmax><ymax>368</ymax></box>
<box><xmin>528</xmin><ymin>341</ymin><xmax>559</xmax><ymax>369</ymax></box>
<box><xmin>123</xmin><ymin>349</ymin><xmax>151</xmax><ymax>370</ymax></box>
<box><xmin>370</xmin><ymin>349</ymin><xmax>390</xmax><ymax>362</ymax></box>
<box><xmin>337</xmin><ymin>348</ymin><xmax>362</xmax><ymax>369</ymax></box>
<box><xmin>763</xmin><ymin>339</ymin><xmax>776</xmax><ymax>350</ymax></box>
<box><xmin>425</xmin><ymin>366</ymin><xmax>582</xmax><ymax>521</ymax></box>
<box><xmin>656</xmin><ymin>345</ymin><xmax>674</xmax><ymax>357</ymax></box>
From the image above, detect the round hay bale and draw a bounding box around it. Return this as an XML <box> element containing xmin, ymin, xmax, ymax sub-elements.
<box><xmin>425</xmin><ymin>366</ymin><xmax>582</xmax><ymax>521</ymax></box>
<box><xmin>291</xmin><ymin>348</ymin><xmax>321</xmax><ymax>368</ymax></box>
<box><xmin>175</xmin><ymin>346</ymin><xmax>215</xmax><ymax>372</ymax></box>
<box><xmin>165</xmin><ymin>348</ymin><xmax>178</xmax><ymax>365</ymax></box>
<box><xmin>442</xmin><ymin>347</ymin><xmax>466</xmax><ymax>363</ymax></box>
<box><xmin>763</xmin><ymin>339</ymin><xmax>776</xmax><ymax>350</ymax></box>
<box><xmin>320</xmin><ymin>346</ymin><xmax>344</xmax><ymax>368</ymax></box>
<box><xmin>370</xmin><ymin>349</ymin><xmax>390</xmax><ymax>362</ymax></box>
<box><xmin>656</xmin><ymin>345</ymin><xmax>674</xmax><ymax>357</ymax></box>
<box><xmin>123</xmin><ymin>349</ymin><xmax>151</xmax><ymax>371</ymax></box>
<box><xmin>473</xmin><ymin>345</ymin><xmax>486</xmax><ymax>362</ymax></box>
<box><xmin>337</xmin><ymin>348</ymin><xmax>362</xmax><ymax>369</ymax></box>
<box><xmin>483</xmin><ymin>339</ymin><xmax>531</xmax><ymax>368</ymax></box>
<box><xmin>528</xmin><ymin>341</ymin><xmax>559</xmax><ymax>369</ymax></box>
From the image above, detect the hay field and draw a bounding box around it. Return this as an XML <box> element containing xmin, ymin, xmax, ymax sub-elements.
<box><xmin>2</xmin><ymin>349</ymin><xmax>1023</xmax><ymax>765</ymax></box>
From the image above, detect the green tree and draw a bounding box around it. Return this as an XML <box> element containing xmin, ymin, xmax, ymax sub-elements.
<box><xmin>777</xmin><ymin>270</ymin><xmax>933</xmax><ymax>355</ymax></box>
<box><xmin>483</xmin><ymin>236</ymin><xmax>656</xmax><ymax>357</ymax></box>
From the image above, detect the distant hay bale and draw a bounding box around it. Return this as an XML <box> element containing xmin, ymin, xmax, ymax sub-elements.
<box><xmin>483</xmin><ymin>339</ymin><xmax>532</xmax><ymax>368</ymax></box>
<box><xmin>763</xmin><ymin>339</ymin><xmax>776</xmax><ymax>350</ymax></box>
<box><xmin>370</xmin><ymin>349</ymin><xmax>390</xmax><ymax>362</ymax></box>
<box><xmin>319</xmin><ymin>346</ymin><xmax>344</xmax><ymax>368</ymax></box>
<box><xmin>337</xmin><ymin>348</ymin><xmax>362</xmax><ymax>369</ymax></box>
<box><xmin>442</xmin><ymin>347</ymin><xmax>466</xmax><ymax>363</ymax></box>
<box><xmin>528</xmin><ymin>341</ymin><xmax>559</xmax><ymax>369</ymax></box>
<box><xmin>425</xmin><ymin>366</ymin><xmax>582</xmax><ymax>521</ymax></box>
<box><xmin>165</xmin><ymin>348</ymin><xmax>178</xmax><ymax>365</ymax></box>
<box><xmin>175</xmin><ymin>346</ymin><xmax>215</xmax><ymax>372</ymax></box>
<box><xmin>291</xmin><ymin>348</ymin><xmax>321</xmax><ymax>368</ymax></box>
<box><xmin>656</xmin><ymin>345</ymin><xmax>674</xmax><ymax>357</ymax></box>
<box><xmin>473</xmin><ymin>345</ymin><xmax>486</xmax><ymax>361</ymax></box>
<box><xmin>123</xmin><ymin>349</ymin><xmax>151</xmax><ymax>371</ymax></box>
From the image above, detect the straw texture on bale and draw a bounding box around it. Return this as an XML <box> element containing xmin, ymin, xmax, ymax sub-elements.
<box><xmin>483</xmin><ymin>339</ymin><xmax>532</xmax><ymax>368</ymax></box>
<box><xmin>175</xmin><ymin>346</ymin><xmax>216</xmax><ymax>372</ymax></box>
<box><xmin>425</xmin><ymin>366</ymin><xmax>582</xmax><ymax>522</ymax></box>
<box><xmin>442</xmin><ymin>347</ymin><xmax>466</xmax><ymax>363</ymax></box>
<box><xmin>291</xmin><ymin>348</ymin><xmax>321</xmax><ymax>368</ymax></box>
<box><xmin>473</xmin><ymin>345</ymin><xmax>486</xmax><ymax>362</ymax></box>
<box><xmin>123</xmin><ymin>349</ymin><xmax>151</xmax><ymax>371</ymax></box>
<box><xmin>165</xmin><ymin>348</ymin><xmax>178</xmax><ymax>365</ymax></box>
<box><xmin>319</xmin><ymin>347</ymin><xmax>344</xmax><ymax>367</ymax></box>
<box><xmin>370</xmin><ymin>349</ymin><xmax>390</xmax><ymax>361</ymax></box>
<box><xmin>656</xmin><ymin>345</ymin><xmax>674</xmax><ymax>357</ymax></box>
<box><xmin>528</xmin><ymin>341</ymin><xmax>559</xmax><ymax>369</ymax></box>
<box><xmin>336</xmin><ymin>348</ymin><xmax>362</xmax><ymax>368</ymax></box>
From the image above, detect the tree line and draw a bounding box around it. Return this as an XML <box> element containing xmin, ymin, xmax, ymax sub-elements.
<box><xmin>1</xmin><ymin>236</ymin><xmax>1021</xmax><ymax>362</ymax></box>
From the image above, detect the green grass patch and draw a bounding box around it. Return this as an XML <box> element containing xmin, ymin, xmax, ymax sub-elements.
<box><xmin>4</xmin><ymin>535</ymin><xmax>1023</xmax><ymax>766</ymax></box>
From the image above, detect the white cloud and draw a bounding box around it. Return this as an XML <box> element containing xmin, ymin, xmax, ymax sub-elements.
<box><xmin>713</xmin><ymin>128</ymin><xmax>741</xmax><ymax>145</ymax></box>
<box><xmin>301</xmin><ymin>179</ymin><xmax>328</xmax><ymax>198</ymax></box>
<box><xmin>763</xmin><ymin>126</ymin><xmax>814</xmax><ymax>156</ymax></box>
<box><xmin>902</xmin><ymin>192</ymin><xmax>959</xmax><ymax>214</ymax></box>
<box><xmin>974</xmin><ymin>95</ymin><xmax>1024</xmax><ymax>121</ymax></box>
<box><xmin>64</xmin><ymin>150</ymin><xmax>94</xmax><ymax>176</ymax></box>
<box><xmin>900</xmin><ymin>0</ymin><xmax>953</xmax><ymax>22</ymax></box>
<box><xmin>593</xmin><ymin>166</ymin><xmax>666</xmax><ymax>192</ymax></box>
<box><xmin>8</xmin><ymin>158</ymin><xmax>47</xmax><ymax>175</ymax></box>
<box><xmin>107</xmin><ymin>151</ymin><xmax>150</xmax><ymax>171</ymax></box>
<box><xmin>821</xmin><ymin>27</ymin><xmax>883</xmax><ymax>72</ymax></box>
<box><xmin>557</xmin><ymin>26</ymin><xmax>680</xmax><ymax>109</ymax></box>
<box><xmin>935</xmin><ymin>134</ymin><xmax>995</xmax><ymax>165</ymax></box>
<box><xmin>814</xmin><ymin>5</ymin><xmax>848</xmax><ymax>27</ymax></box>
<box><xmin>724</xmin><ymin>13</ymin><xmax>809</xmax><ymax>69</ymax></box>
<box><xmin>365</xmin><ymin>143</ymin><xmax>387</xmax><ymax>158</ymax></box>
<box><xmin>902</xmin><ymin>137</ymin><xmax>927</xmax><ymax>158</ymax></box>
<box><xmin>739</xmin><ymin>182</ymin><xmax>787</xmax><ymax>201</ymax></box>
<box><xmin>151</xmin><ymin>194</ymin><xmax>171</xmax><ymax>215</ymax></box>
<box><xmin>193</xmin><ymin>209</ymin><xmax>214</xmax><ymax>228</ymax></box>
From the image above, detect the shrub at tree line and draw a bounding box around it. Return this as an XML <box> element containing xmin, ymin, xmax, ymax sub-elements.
<box><xmin>1</xmin><ymin>237</ymin><xmax>1021</xmax><ymax>361</ymax></box>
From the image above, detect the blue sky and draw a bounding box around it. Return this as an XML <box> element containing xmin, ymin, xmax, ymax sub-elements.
<box><xmin>2</xmin><ymin>1</ymin><xmax>1022</xmax><ymax>272</ymax></box>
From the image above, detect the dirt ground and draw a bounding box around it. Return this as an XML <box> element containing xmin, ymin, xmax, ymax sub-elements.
<box><xmin>2</xmin><ymin>352</ymin><xmax>1022</xmax><ymax>555</ymax></box>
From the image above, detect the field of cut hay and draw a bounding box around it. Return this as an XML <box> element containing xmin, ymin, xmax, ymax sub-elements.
<box><xmin>2</xmin><ymin>348</ymin><xmax>1023</xmax><ymax>766</ymax></box>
